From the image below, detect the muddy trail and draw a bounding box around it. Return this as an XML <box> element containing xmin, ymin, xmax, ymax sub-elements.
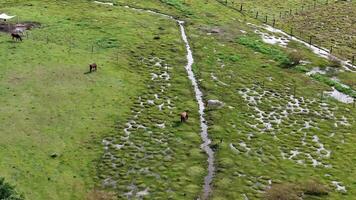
<box><xmin>94</xmin><ymin>1</ymin><xmax>214</xmax><ymax>199</ymax></box>
<box><xmin>0</xmin><ymin>21</ymin><xmax>40</xmax><ymax>33</ymax></box>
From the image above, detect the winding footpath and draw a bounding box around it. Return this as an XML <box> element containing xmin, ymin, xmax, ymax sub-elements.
<box><xmin>94</xmin><ymin>1</ymin><xmax>214</xmax><ymax>199</ymax></box>
<box><xmin>178</xmin><ymin>20</ymin><xmax>215</xmax><ymax>200</ymax></box>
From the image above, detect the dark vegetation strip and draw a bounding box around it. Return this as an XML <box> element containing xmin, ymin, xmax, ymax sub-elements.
<box><xmin>311</xmin><ymin>74</ymin><xmax>356</xmax><ymax>98</ymax></box>
<box><xmin>237</xmin><ymin>36</ymin><xmax>290</xmax><ymax>66</ymax></box>
<box><xmin>0</xmin><ymin>177</ymin><xmax>24</xmax><ymax>200</ymax></box>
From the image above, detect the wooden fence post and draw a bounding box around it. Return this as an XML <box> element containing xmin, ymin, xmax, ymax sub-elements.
<box><xmin>273</xmin><ymin>19</ymin><xmax>276</xmax><ymax>27</ymax></box>
<box><xmin>240</xmin><ymin>4</ymin><xmax>243</xmax><ymax>11</ymax></box>
<box><xmin>330</xmin><ymin>46</ymin><xmax>333</xmax><ymax>54</ymax></box>
<box><xmin>265</xmin><ymin>15</ymin><xmax>268</xmax><ymax>23</ymax></box>
<box><xmin>256</xmin><ymin>11</ymin><xmax>259</xmax><ymax>19</ymax></box>
<box><xmin>309</xmin><ymin>36</ymin><xmax>313</xmax><ymax>45</ymax></box>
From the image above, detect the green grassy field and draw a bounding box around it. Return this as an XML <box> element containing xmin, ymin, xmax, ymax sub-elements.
<box><xmin>0</xmin><ymin>1</ymin><xmax>205</xmax><ymax>199</ymax></box>
<box><xmin>0</xmin><ymin>0</ymin><xmax>355</xmax><ymax>200</ymax></box>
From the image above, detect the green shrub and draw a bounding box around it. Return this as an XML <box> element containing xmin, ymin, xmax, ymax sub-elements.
<box><xmin>285</xmin><ymin>51</ymin><xmax>303</xmax><ymax>68</ymax></box>
<box><xmin>295</xmin><ymin>65</ymin><xmax>308</xmax><ymax>73</ymax></box>
<box><xmin>217</xmin><ymin>53</ymin><xmax>240</xmax><ymax>62</ymax></box>
<box><xmin>311</xmin><ymin>74</ymin><xmax>356</xmax><ymax>98</ymax></box>
<box><xmin>0</xmin><ymin>178</ymin><xmax>24</xmax><ymax>200</ymax></box>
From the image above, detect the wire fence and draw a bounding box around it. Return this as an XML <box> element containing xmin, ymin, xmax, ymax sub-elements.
<box><xmin>216</xmin><ymin>0</ymin><xmax>355</xmax><ymax>65</ymax></box>
<box><xmin>17</xmin><ymin>30</ymin><xmax>124</xmax><ymax>64</ymax></box>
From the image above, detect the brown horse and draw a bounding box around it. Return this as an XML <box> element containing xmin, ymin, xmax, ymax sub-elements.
<box><xmin>180</xmin><ymin>111</ymin><xmax>188</xmax><ymax>123</ymax></box>
<box><xmin>11</xmin><ymin>33</ymin><xmax>22</xmax><ymax>42</ymax></box>
<box><xmin>89</xmin><ymin>63</ymin><xmax>97</xmax><ymax>73</ymax></box>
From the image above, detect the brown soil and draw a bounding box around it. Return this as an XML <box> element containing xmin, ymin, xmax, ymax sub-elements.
<box><xmin>0</xmin><ymin>21</ymin><xmax>40</xmax><ymax>33</ymax></box>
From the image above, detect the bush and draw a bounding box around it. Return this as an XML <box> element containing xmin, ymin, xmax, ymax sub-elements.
<box><xmin>303</xmin><ymin>180</ymin><xmax>329</xmax><ymax>196</ymax></box>
<box><xmin>0</xmin><ymin>178</ymin><xmax>23</xmax><ymax>200</ymax></box>
<box><xmin>285</xmin><ymin>51</ymin><xmax>303</xmax><ymax>68</ymax></box>
<box><xmin>264</xmin><ymin>183</ymin><xmax>302</xmax><ymax>200</ymax></box>
<box><xmin>295</xmin><ymin>65</ymin><xmax>309</xmax><ymax>72</ymax></box>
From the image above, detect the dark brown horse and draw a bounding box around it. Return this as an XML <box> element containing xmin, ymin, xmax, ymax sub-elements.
<box><xmin>89</xmin><ymin>63</ymin><xmax>97</xmax><ymax>73</ymax></box>
<box><xmin>11</xmin><ymin>33</ymin><xmax>22</xmax><ymax>42</ymax></box>
<box><xmin>180</xmin><ymin>111</ymin><xmax>188</xmax><ymax>123</ymax></box>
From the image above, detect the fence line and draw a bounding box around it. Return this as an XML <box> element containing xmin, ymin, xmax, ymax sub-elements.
<box><xmin>20</xmin><ymin>31</ymin><xmax>123</xmax><ymax>64</ymax></box>
<box><xmin>215</xmin><ymin>0</ymin><xmax>355</xmax><ymax>65</ymax></box>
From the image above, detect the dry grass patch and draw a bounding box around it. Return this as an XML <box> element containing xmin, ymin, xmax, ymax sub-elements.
<box><xmin>86</xmin><ymin>189</ymin><xmax>117</xmax><ymax>200</ymax></box>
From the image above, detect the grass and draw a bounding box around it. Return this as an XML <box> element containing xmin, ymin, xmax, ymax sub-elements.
<box><xmin>311</xmin><ymin>74</ymin><xmax>356</xmax><ymax>98</ymax></box>
<box><xmin>0</xmin><ymin>177</ymin><xmax>24</xmax><ymax>200</ymax></box>
<box><xmin>0</xmin><ymin>0</ymin><xmax>355</xmax><ymax>200</ymax></box>
<box><xmin>237</xmin><ymin>36</ymin><xmax>290</xmax><ymax>66</ymax></box>
<box><xmin>0</xmin><ymin>1</ymin><xmax>144</xmax><ymax>199</ymax></box>
<box><xmin>215</xmin><ymin>0</ymin><xmax>330</xmax><ymax>21</ymax></box>
<box><xmin>216</xmin><ymin>0</ymin><xmax>355</xmax><ymax>61</ymax></box>
<box><xmin>0</xmin><ymin>0</ymin><xmax>204</xmax><ymax>199</ymax></box>
<box><xmin>160</xmin><ymin>0</ymin><xmax>192</xmax><ymax>15</ymax></box>
<box><xmin>282</xmin><ymin>0</ymin><xmax>356</xmax><ymax>60</ymax></box>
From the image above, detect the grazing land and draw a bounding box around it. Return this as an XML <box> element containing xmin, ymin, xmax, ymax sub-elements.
<box><xmin>283</xmin><ymin>0</ymin><xmax>356</xmax><ymax>60</ymax></box>
<box><xmin>0</xmin><ymin>0</ymin><xmax>355</xmax><ymax>200</ymax></box>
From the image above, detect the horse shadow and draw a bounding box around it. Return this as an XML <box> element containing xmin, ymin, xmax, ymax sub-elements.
<box><xmin>6</xmin><ymin>40</ymin><xmax>18</xmax><ymax>44</ymax></box>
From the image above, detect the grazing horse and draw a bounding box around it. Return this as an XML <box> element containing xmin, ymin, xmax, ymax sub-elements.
<box><xmin>180</xmin><ymin>111</ymin><xmax>188</xmax><ymax>123</ymax></box>
<box><xmin>11</xmin><ymin>33</ymin><xmax>22</xmax><ymax>42</ymax></box>
<box><xmin>89</xmin><ymin>63</ymin><xmax>97</xmax><ymax>73</ymax></box>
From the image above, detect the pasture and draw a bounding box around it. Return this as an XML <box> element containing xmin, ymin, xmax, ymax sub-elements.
<box><xmin>0</xmin><ymin>0</ymin><xmax>355</xmax><ymax>200</ymax></box>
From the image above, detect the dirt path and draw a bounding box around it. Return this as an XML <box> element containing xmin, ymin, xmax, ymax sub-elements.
<box><xmin>94</xmin><ymin>1</ymin><xmax>215</xmax><ymax>199</ymax></box>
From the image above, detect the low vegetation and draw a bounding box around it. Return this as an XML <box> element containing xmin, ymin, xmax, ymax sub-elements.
<box><xmin>283</xmin><ymin>0</ymin><xmax>356</xmax><ymax>60</ymax></box>
<box><xmin>265</xmin><ymin>180</ymin><xmax>329</xmax><ymax>200</ymax></box>
<box><xmin>0</xmin><ymin>178</ymin><xmax>23</xmax><ymax>200</ymax></box>
<box><xmin>311</xmin><ymin>74</ymin><xmax>356</xmax><ymax>98</ymax></box>
<box><xmin>265</xmin><ymin>183</ymin><xmax>302</xmax><ymax>200</ymax></box>
<box><xmin>237</xmin><ymin>36</ymin><xmax>290</xmax><ymax>66</ymax></box>
<box><xmin>0</xmin><ymin>0</ymin><xmax>355</xmax><ymax>200</ymax></box>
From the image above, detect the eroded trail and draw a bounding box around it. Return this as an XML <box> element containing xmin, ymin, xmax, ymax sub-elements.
<box><xmin>178</xmin><ymin>20</ymin><xmax>215</xmax><ymax>200</ymax></box>
<box><xmin>94</xmin><ymin>1</ymin><xmax>214</xmax><ymax>199</ymax></box>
